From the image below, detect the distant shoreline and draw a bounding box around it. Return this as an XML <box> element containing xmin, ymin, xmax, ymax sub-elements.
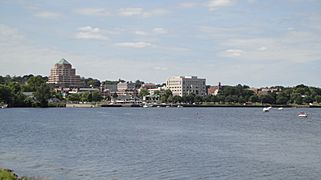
<box><xmin>3</xmin><ymin>103</ymin><xmax>321</xmax><ymax>108</ymax></box>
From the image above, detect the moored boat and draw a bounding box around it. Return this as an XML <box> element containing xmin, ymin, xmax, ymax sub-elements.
<box><xmin>1</xmin><ymin>104</ymin><xmax>8</xmax><ymax>108</ymax></box>
<box><xmin>263</xmin><ymin>107</ymin><xmax>272</xmax><ymax>112</ymax></box>
<box><xmin>298</xmin><ymin>112</ymin><xmax>308</xmax><ymax>118</ymax></box>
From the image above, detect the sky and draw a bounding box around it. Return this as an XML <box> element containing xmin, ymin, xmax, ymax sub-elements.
<box><xmin>0</xmin><ymin>0</ymin><xmax>320</xmax><ymax>87</ymax></box>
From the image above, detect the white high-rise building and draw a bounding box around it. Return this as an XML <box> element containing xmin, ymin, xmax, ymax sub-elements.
<box><xmin>166</xmin><ymin>76</ymin><xmax>206</xmax><ymax>97</ymax></box>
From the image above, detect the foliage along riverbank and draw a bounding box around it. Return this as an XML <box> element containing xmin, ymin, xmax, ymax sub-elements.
<box><xmin>1</xmin><ymin>75</ymin><xmax>321</xmax><ymax>108</ymax></box>
<box><xmin>0</xmin><ymin>168</ymin><xmax>44</xmax><ymax>180</ymax></box>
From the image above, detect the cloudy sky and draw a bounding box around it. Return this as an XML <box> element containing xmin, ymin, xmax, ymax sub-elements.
<box><xmin>0</xmin><ymin>0</ymin><xmax>320</xmax><ymax>87</ymax></box>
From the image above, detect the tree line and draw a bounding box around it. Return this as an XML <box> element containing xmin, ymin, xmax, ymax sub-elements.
<box><xmin>1</xmin><ymin>75</ymin><xmax>321</xmax><ymax>107</ymax></box>
<box><xmin>0</xmin><ymin>75</ymin><xmax>103</xmax><ymax>107</ymax></box>
<box><xmin>156</xmin><ymin>84</ymin><xmax>321</xmax><ymax>105</ymax></box>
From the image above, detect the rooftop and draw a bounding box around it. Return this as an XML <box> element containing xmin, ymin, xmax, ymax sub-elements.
<box><xmin>56</xmin><ymin>58</ymin><xmax>71</xmax><ymax>65</ymax></box>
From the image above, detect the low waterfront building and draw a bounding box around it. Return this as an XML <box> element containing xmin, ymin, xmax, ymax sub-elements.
<box><xmin>148</xmin><ymin>86</ymin><xmax>167</xmax><ymax>95</ymax></box>
<box><xmin>142</xmin><ymin>94</ymin><xmax>160</xmax><ymax>103</ymax></box>
<box><xmin>112</xmin><ymin>95</ymin><xmax>141</xmax><ymax>104</ymax></box>
<box><xmin>117</xmin><ymin>82</ymin><xmax>137</xmax><ymax>96</ymax></box>
<box><xmin>141</xmin><ymin>83</ymin><xmax>157</xmax><ymax>90</ymax></box>
<box><xmin>166</xmin><ymin>76</ymin><xmax>206</xmax><ymax>97</ymax></box>
<box><xmin>104</xmin><ymin>84</ymin><xmax>117</xmax><ymax>93</ymax></box>
<box><xmin>250</xmin><ymin>87</ymin><xmax>282</xmax><ymax>95</ymax></box>
<box><xmin>68</xmin><ymin>88</ymin><xmax>100</xmax><ymax>94</ymax></box>
<box><xmin>47</xmin><ymin>58</ymin><xmax>82</xmax><ymax>88</ymax></box>
<box><xmin>207</xmin><ymin>82</ymin><xmax>222</xmax><ymax>96</ymax></box>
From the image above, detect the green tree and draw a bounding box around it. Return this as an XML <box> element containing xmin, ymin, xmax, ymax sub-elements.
<box><xmin>27</xmin><ymin>76</ymin><xmax>46</xmax><ymax>91</ymax></box>
<box><xmin>0</xmin><ymin>85</ymin><xmax>12</xmax><ymax>105</ymax></box>
<box><xmin>259</xmin><ymin>94</ymin><xmax>275</xmax><ymax>104</ymax></box>
<box><xmin>303</xmin><ymin>96</ymin><xmax>313</xmax><ymax>104</ymax></box>
<box><xmin>167</xmin><ymin>95</ymin><xmax>173</xmax><ymax>103</ymax></box>
<box><xmin>194</xmin><ymin>96</ymin><xmax>203</xmax><ymax>104</ymax></box>
<box><xmin>68</xmin><ymin>93</ymin><xmax>81</xmax><ymax>102</ymax></box>
<box><xmin>315</xmin><ymin>95</ymin><xmax>321</xmax><ymax>103</ymax></box>
<box><xmin>160</xmin><ymin>89</ymin><xmax>173</xmax><ymax>103</ymax></box>
<box><xmin>139</xmin><ymin>89</ymin><xmax>150</xmax><ymax>97</ymax></box>
<box><xmin>135</xmin><ymin>80</ymin><xmax>144</xmax><ymax>89</ymax></box>
<box><xmin>172</xmin><ymin>95</ymin><xmax>182</xmax><ymax>103</ymax></box>
<box><xmin>290</xmin><ymin>93</ymin><xmax>302</xmax><ymax>104</ymax></box>
<box><xmin>276</xmin><ymin>93</ymin><xmax>289</xmax><ymax>105</ymax></box>
<box><xmin>249</xmin><ymin>95</ymin><xmax>258</xmax><ymax>103</ymax></box>
<box><xmin>34</xmin><ymin>83</ymin><xmax>51</xmax><ymax>107</ymax></box>
<box><xmin>153</xmin><ymin>90</ymin><xmax>160</xmax><ymax>96</ymax></box>
<box><xmin>92</xmin><ymin>92</ymin><xmax>103</xmax><ymax>102</ymax></box>
<box><xmin>81</xmin><ymin>92</ymin><xmax>92</xmax><ymax>102</ymax></box>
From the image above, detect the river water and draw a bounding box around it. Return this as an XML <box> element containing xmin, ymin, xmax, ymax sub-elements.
<box><xmin>0</xmin><ymin>107</ymin><xmax>321</xmax><ymax>179</ymax></box>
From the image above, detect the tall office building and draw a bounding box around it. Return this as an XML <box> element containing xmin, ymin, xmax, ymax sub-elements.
<box><xmin>47</xmin><ymin>58</ymin><xmax>82</xmax><ymax>88</ymax></box>
<box><xmin>166</xmin><ymin>76</ymin><xmax>206</xmax><ymax>97</ymax></box>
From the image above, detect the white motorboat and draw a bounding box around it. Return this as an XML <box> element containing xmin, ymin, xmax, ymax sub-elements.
<box><xmin>298</xmin><ymin>112</ymin><xmax>308</xmax><ymax>118</ymax></box>
<box><xmin>263</xmin><ymin>107</ymin><xmax>272</xmax><ymax>112</ymax></box>
<box><xmin>143</xmin><ymin>104</ymin><xmax>148</xmax><ymax>108</ymax></box>
<box><xmin>278</xmin><ymin>107</ymin><xmax>284</xmax><ymax>110</ymax></box>
<box><xmin>1</xmin><ymin>104</ymin><xmax>8</xmax><ymax>108</ymax></box>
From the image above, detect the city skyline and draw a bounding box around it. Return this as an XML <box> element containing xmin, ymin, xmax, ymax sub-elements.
<box><xmin>0</xmin><ymin>0</ymin><xmax>320</xmax><ymax>87</ymax></box>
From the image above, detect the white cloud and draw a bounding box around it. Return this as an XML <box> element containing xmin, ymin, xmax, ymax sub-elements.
<box><xmin>142</xmin><ymin>8</ymin><xmax>168</xmax><ymax>17</ymax></box>
<box><xmin>0</xmin><ymin>24</ymin><xmax>23</xmax><ymax>42</ymax></box>
<box><xmin>135</xmin><ymin>30</ymin><xmax>148</xmax><ymax>36</ymax></box>
<box><xmin>221</xmin><ymin>31</ymin><xmax>321</xmax><ymax>63</ymax></box>
<box><xmin>33</xmin><ymin>11</ymin><xmax>62</xmax><ymax>19</ymax></box>
<box><xmin>26</xmin><ymin>6</ymin><xmax>62</xmax><ymax>19</ymax></box>
<box><xmin>75</xmin><ymin>8</ymin><xmax>111</xmax><ymax>16</ymax></box>
<box><xmin>75</xmin><ymin>7</ymin><xmax>168</xmax><ymax>18</ymax></box>
<box><xmin>75</xmin><ymin>26</ymin><xmax>108</xmax><ymax>40</ymax></box>
<box><xmin>257</xmin><ymin>46</ymin><xmax>267</xmax><ymax>51</ymax></box>
<box><xmin>222</xmin><ymin>49</ymin><xmax>244</xmax><ymax>57</ymax></box>
<box><xmin>208</xmin><ymin>0</ymin><xmax>235</xmax><ymax>11</ymax></box>
<box><xmin>0</xmin><ymin>24</ymin><xmax>162</xmax><ymax>81</ymax></box>
<box><xmin>154</xmin><ymin>66</ymin><xmax>168</xmax><ymax>71</ymax></box>
<box><xmin>153</xmin><ymin>27</ymin><xmax>168</xmax><ymax>34</ymax></box>
<box><xmin>118</xmin><ymin>8</ymin><xmax>168</xmax><ymax>17</ymax></box>
<box><xmin>118</xmin><ymin>8</ymin><xmax>143</xmax><ymax>16</ymax></box>
<box><xmin>115</xmin><ymin>42</ymin><xmax>152</xmax><ymax>48</ymax></box>
<box><xmin>178</xmin><ymin>2</ymin><xmax>201</xmax><ymax>8</ymax></box>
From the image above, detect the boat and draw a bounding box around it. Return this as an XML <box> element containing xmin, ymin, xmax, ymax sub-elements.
<box><xmin>298</xmin><ymin>112</ymin><xmax>308</xmax><ymax>118</ymax></box>
<box><xmin>177</xmin><ymin>105</ymin><xmax>182</xmax><ymax>108</ymax></box>
<box><xmin>278</xmin><ymin>107</ymin><xmax>283</xmax><ymax>110</ymax></box>
<box><xmin>143</xmin><ymin>104</ymin><xmax>148</xmax><ymax>108</ymax></box>
<box><xmin>1</xmin><ymin>104</ymin><xmax>8</xmax><ymax>108</ymax></box>
<box><xmin>263</xmin><ymin>107</ymin><xmax>272</xmax><ymax>112</ymax></box>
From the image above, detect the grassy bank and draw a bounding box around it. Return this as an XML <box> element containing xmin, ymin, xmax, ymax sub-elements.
<box><xmin>0</xmin><ymin>168</ymin><xmax>44</xmax><ymax>180</ymax></box>
<box><xmin>0</xmin><ymin>169</ymin><xmax>17</xmax><ymax>180</ymax></box>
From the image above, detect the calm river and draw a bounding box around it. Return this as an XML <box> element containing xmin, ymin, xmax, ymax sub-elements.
<box><xmin>1</xmin><ymin>107</ymin><xmax>321</xmax><ymax>179</ymax></box>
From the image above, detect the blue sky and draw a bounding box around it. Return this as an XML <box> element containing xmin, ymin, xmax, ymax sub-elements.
<box><xmin>0</xmin><ymin>0</ymin><xmax>320</xmax><ymax>87</ymax></box>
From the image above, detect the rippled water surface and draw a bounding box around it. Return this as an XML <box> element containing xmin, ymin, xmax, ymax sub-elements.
<box><xmin>1</xmin><ymin>107</ymin><xmax>321</xmax><ymax>179</ymax></box>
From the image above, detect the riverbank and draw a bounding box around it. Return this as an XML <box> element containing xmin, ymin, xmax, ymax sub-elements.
<box><xmin>3</xmin><ymin>102</ymin><xmax>321</xmax><ymax>108</ymax></box>
<box><xmin>0</xmin><ymin>168</ymin><xmax>42</xmax><ymax>180</ymax></box>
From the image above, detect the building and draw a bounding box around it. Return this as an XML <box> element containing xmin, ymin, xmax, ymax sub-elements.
<box><xmin>68</xmin><ymin>88</ymin><xmax>100</xmax><ymax>94</ymax></box>
<box><xmin>148</xmin><ymin>86</ymin><xmax>167</xmax><ymax>95</ymax></box>
<box><xmin>207</xmin><ymin>82</ymin><xmax>222</xmax><ymax>96</ymax></box>
<box><xmin>117</xmin><ymin>82</ymin><xmax>135</xmax><ymax>91</ymax></box>
<box><xmin>116</xmin><ymin>82</ymin><xmax>137</xmax><ymax>96</ymax></box>
<box><xmin>250</xmin><ymin>87</ymin><xmax>282</xmax><ymax>95</ymax></box>
<box><xmin>166</xmin><ymin>76</ymin><xmax>206</xmax><ymax>97</ymax></box>
<box><xmin>47</xmin><ymin>58</ymin><xmax>82</xmax><ymax>88</ymax></box>
<box><xmin>140</xmin><ymin>83</ymin><xmax>157</xmax><ymax>90</ymax></box>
